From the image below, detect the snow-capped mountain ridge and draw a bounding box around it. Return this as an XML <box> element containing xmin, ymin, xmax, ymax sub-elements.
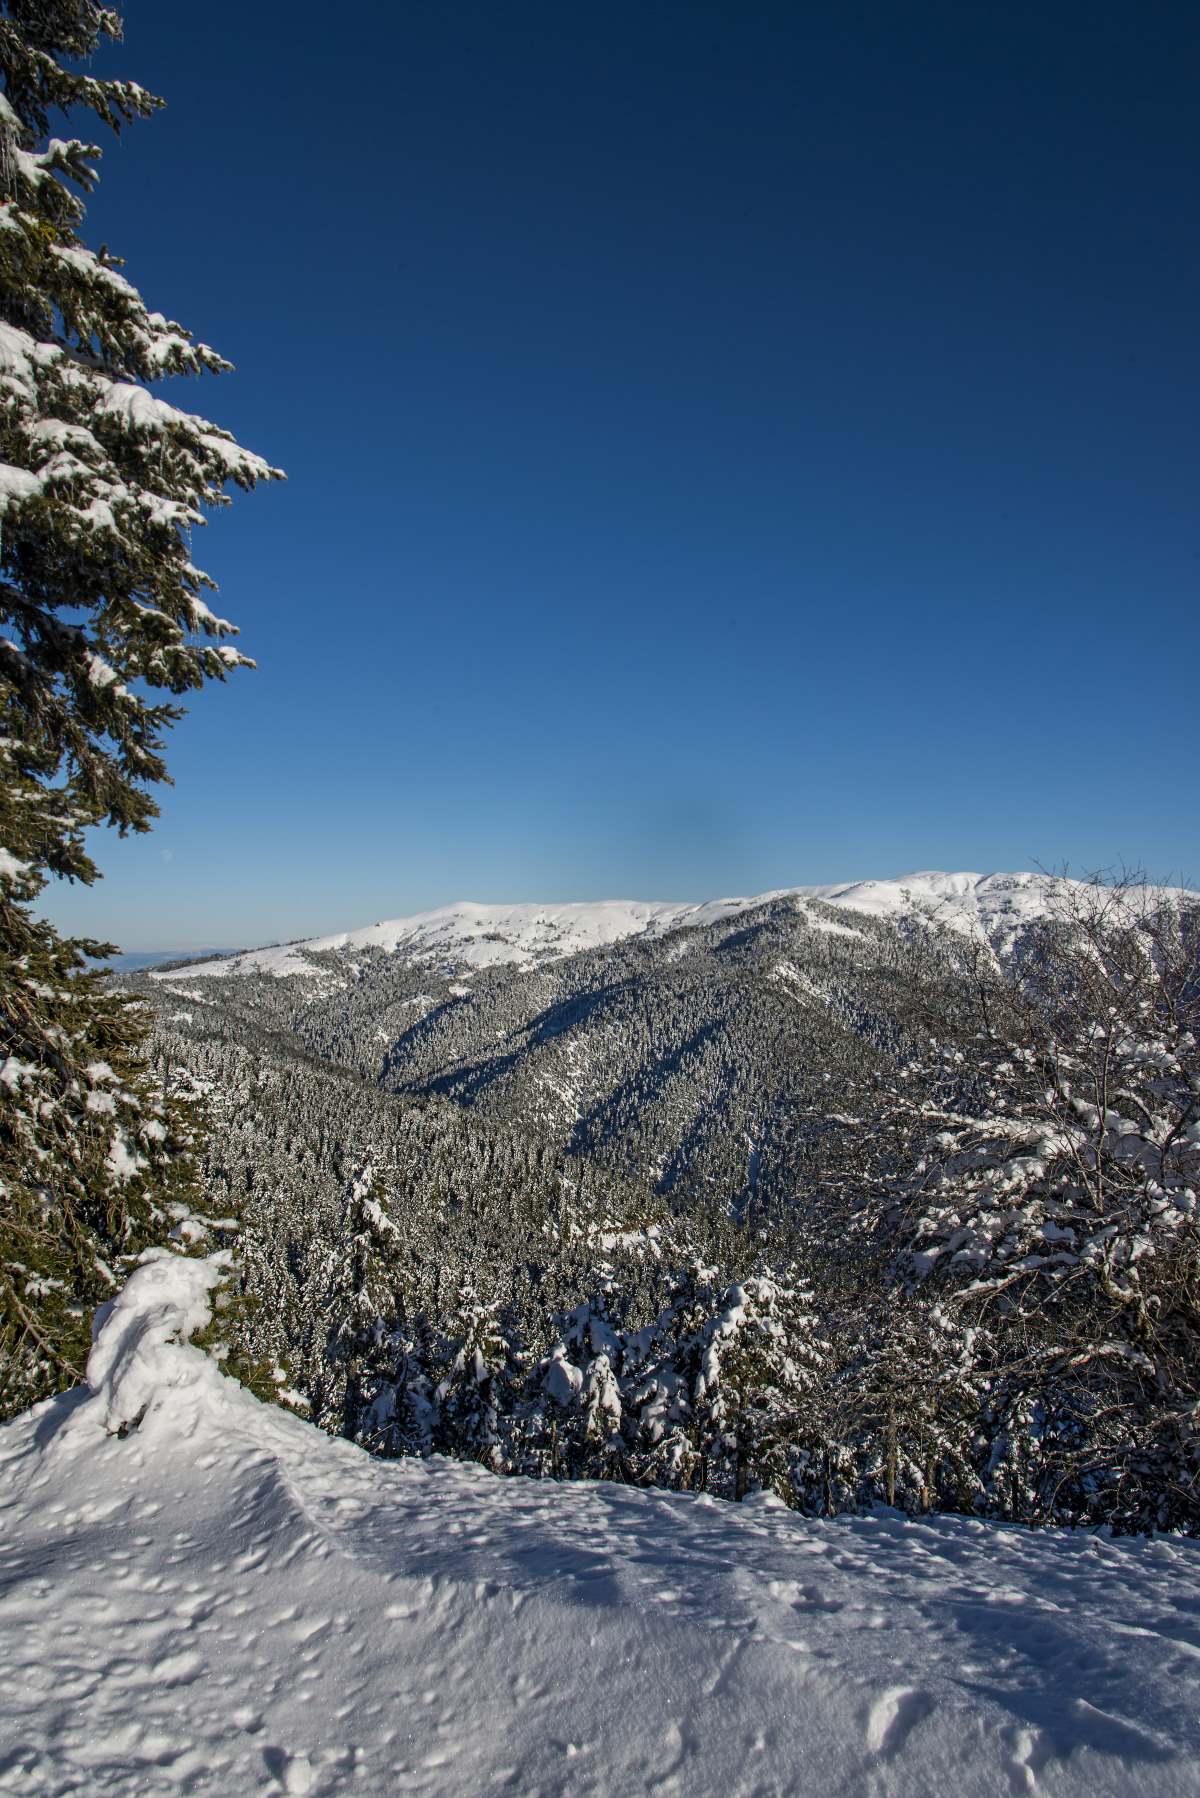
<box><xmin>153</xmin><ymin>870</ymin><xmax>1139</xmax><ymax>981</ymax></box>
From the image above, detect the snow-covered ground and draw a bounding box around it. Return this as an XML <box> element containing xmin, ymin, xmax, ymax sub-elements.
<box><xmin>2</xmin><ymin>1256</ymin><xmax>1199</xmax><ymax>1796</ymax></box>
<box><xmin>150</xmin><ymin>871</ymin><xmax>1159</xmax><ymax>980</ymax></box>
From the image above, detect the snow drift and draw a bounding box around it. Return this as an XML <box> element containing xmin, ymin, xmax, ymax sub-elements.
<box><xmin>2</xmin><ymin>1256</ymin><xmax>1199</xmax><ymax>1795</ymax></box>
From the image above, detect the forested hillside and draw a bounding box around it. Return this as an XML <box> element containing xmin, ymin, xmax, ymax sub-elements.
<box><xmin>153</xmin><ymin>891</ymin><xmax>956</xmax><ymax>1211</ymax></box>
<box><xmin>127</xmin><ymin>875</ymin><xmax>1200</xmax><ymax>1533</ymax></box>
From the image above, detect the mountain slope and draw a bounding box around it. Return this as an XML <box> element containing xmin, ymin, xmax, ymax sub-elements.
<box><xmin>3</xmin><ymin>1254</ymin><xmax>1197</xmax><ymax>1797</ymax></box>
<box><xmin>137</xmin><ymin>873</ymin><xmax>1194</xmax><ymax>1216</ymax></box>
<box><xmin>141</xmin><ymin>890</ymin><xmax>953</xmax><ymax>1214</ymax></box>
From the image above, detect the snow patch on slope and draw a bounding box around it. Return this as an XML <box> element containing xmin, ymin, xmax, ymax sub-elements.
<box><xmin>158</xmin><ymin>899</ymin><xmax>713</xmax><ymax>979</ymax></box>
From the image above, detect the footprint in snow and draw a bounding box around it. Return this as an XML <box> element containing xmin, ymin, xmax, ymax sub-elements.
<box><xmin>263</xmin><ymin>1747</ymin><xmax>314</xmax><ymax>1793</ymax></box>
<box><xmin>864</xmin><ymin>1685</ymin><xmax>935</xmax><ymax>1757</ymax></box>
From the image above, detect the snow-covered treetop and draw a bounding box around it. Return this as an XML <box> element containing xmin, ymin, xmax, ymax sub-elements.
<box><xmin>869</xmin><ymin>882</ymin><xmax>1200</xmax><ymax>1320</ymax></box>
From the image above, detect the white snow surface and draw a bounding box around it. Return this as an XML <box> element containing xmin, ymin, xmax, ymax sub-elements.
<box><xmin>154</xmin><ymin>871</ymin><xmax>1164</xmax><ymax>981</ymax></box>
<box><xmin>2</xmin><ymin>1255</ymin><xmax>1200</xmax><ymax>1796</ymax></box>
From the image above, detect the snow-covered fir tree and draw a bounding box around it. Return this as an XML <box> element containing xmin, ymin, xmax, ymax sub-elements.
<box><xmin>0</xmin><ymin>4</ymin><xmax>281</xmax><ymax>1415</ymax></box>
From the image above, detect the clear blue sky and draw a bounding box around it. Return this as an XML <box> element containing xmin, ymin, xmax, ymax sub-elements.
<box><xmin>40</xmin><ymin>0</ymin><xmax>1200</xmax><ymax>951</ymax></box>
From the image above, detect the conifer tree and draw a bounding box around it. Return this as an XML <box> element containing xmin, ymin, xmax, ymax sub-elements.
<box><xmin>0</xmin><ymin>4</ymin><xmax>282</xmax><ymax>1416</ymax></box>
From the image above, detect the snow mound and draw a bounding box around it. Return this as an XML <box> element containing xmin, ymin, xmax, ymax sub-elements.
<box><xmin>152</xmin><ymin>870</ymin><xmax>1175</xmax><ymax>981</ymax></box>
<box><xmin>85</xmin><ymin>1249</ymin><xmax>229</xmax><ymax>1439</ymax></box>
<box><xmin>2</xmin><ymin>1263</ymin><xmax>1200</xmax><ymax>1794</ymax></box>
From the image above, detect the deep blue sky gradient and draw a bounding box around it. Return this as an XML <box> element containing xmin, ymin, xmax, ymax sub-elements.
<box><xmin>39</xmin><ymin>1</ymin><xmax>1200</xmax><ymax>949</ymax></box>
